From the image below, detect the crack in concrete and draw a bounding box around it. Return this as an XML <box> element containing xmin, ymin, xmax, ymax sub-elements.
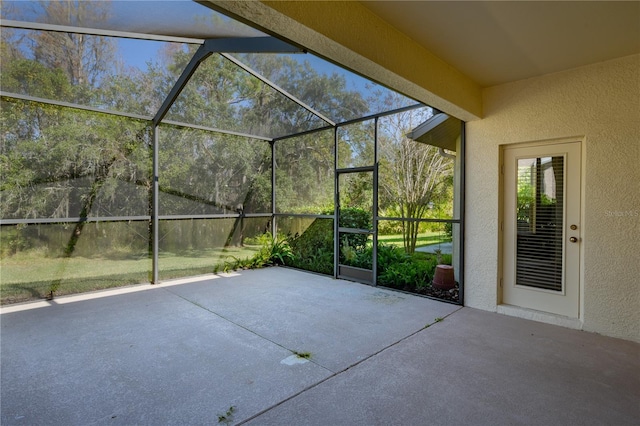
<box><xmin>160</xmin><ymin>286</ymin><xmax>334</xmax><ymax>374</ymax></box>
<box><xmin>235</xmin><ymin>306</ymin><xmax>464</xmax><ymax>425</ymax></box>
<box><xmin>159</xmin><ymin>284</ymin><xmax>463</xmax><ymax>425</ymax></box>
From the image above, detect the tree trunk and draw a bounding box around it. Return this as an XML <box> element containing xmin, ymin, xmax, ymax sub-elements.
<box><xmin>49</xmin><ymin>159</ymin><xmax>115</xmax><ymax>298</ymax></box>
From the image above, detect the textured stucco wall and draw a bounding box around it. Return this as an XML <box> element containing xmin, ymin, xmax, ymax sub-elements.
<box><xmin>466</xmin><ymin>54</ymin><xmax>640</xmax><ymax>342</ymax></box>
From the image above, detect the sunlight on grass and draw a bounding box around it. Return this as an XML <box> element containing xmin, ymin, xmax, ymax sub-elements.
<box><xmin>1</xmin><ymin>233</ymin><xmax>451</xmax><ymax>305</ymax></box>
<box><xmin>378</xmin><ymin>232</ymin><xmax>450</xmax><ymax>247</ymax></box>
<box><xmin>0</xmin><ymin>245</ymin><xmax>259</xmax><ymax>304</ymax></box>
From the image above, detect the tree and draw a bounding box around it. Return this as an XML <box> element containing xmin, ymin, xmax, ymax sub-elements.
<box><xmin>236</xmin><ymin>54</ymin><xmax>370</xmax><ymax>214</ymax></box>
<box><xmin>274</xmin><ymin>130</ymin><xmax>334</xmax><ymax>214</ymax></box>
<box><xmin>377</xmin><ymin>96</ymin><xmax>454</xmax><ymax>254</ymax></box>
<box><xmin>1</xmin><ymin>4</ymin><xmax>380</xmax><ymax>293</ymax></box>
<box><xmin>33</xmin><ymin>0</ymin><xmax>115</xmax><ymax>91</ymax></box>
<box><xmin>237</xmin><ymin>53</ymin><xmax>369</xmax><ymax>132</ymax></box>
<box><xmin>0</xmin><ymin>1</ymin><xmax>153</xmax><ymax>298</ymax></box>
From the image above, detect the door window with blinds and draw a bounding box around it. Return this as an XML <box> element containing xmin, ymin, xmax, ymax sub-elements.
<box><xmin>516</xmin><ymin>156</ymin><xmax>564</xmax><ymax>292</ymax></box>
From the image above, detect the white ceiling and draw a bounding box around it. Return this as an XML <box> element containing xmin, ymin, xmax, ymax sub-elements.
<box><xmin>361</xmin><ymin>1</ymin><xmax>640</xmax><ymax>87</ymax></box>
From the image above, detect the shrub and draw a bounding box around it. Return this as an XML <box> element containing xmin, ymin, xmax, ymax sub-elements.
<box><xmin>376</xmin><ymin>243</ymin><xmax>437</xmax><ymax>291</ymax></box>
<box><xmin>340</xmin><ymin>243</ymin><xmax>373</xmax><ymax>269</ymax></box>
<box><xmin>284</xmin><ymin>207</ymin><xmax>372</xmax><ymax>274</ymax></box>
<box><xmin>0</xmin><ymin>225</ymin><xmax>31</xmax><ymax>257</ymax></box>
<box><xmin>377</xmin><ymin>220</ymin><xmax>402</xmax><ymax>235</ymax></box>
<box><xmin>285</xmin><ymin>218</ymin><xmax>334</xmax><ymax>275</ymax></box>
<box><xmin>443</xmin><ymin>221</ymin><xmax>453</xmax><ymax>238</ymax></box>
<box><xmin>377</xmin><ymin>243</ymin><xmax>408</xmax><ymax>265</ymax></box>
<box><xmin>268</xmin><ymin>238</ymin><xmax>295</xmax><ymax>265</ymax></box>
<box><xmin>222</xmin><ymin>233</ymin><xmax>293</xmax><ymax>271</ymax></box>
<box><xmin>338</xmin><ymin>207</ymin><xmax>371</xmax><ymax>250</ymax></box>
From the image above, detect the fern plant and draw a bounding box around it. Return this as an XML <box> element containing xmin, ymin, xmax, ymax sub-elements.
<box><xmin>220</xmin><ymin>233</ymin><xmax>294</xmax><ymax>272</ymax></box>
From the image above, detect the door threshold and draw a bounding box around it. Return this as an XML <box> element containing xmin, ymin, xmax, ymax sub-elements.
<box><xmin>497</xmin><ymin>304</ymin><xmax>583</xmax><ymax>330</ymax></box>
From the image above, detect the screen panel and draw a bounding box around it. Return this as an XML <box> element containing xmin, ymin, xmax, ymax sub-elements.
<box><xmin>0</xmin><ymin>220</ymin><xmax>150</xmax><ymax>303</ymax></box>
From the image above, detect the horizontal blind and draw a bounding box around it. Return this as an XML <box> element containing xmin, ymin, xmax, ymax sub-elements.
<box><xmin>516</xmin><ymin>156</ymin><xmax>564</xmax><ymax>292</ymax></box>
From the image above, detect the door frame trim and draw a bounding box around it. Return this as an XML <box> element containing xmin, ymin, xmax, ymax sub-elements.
<box><xmin>498</xmin><ymin>136</ymin><xmax>586</xmax><ymax>321</ymax></box>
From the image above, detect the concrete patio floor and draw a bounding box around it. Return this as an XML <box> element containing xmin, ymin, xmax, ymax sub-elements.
<box><xmin>1</xmin><ymin>267</ymin><xmax>638</xmax><ymax>425</ymax></box>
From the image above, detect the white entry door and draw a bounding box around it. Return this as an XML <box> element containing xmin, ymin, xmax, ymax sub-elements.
<box><xmin>502</xmin><ymin>141</ymin><xmax>581</xmax><ymax>318</ymax></box>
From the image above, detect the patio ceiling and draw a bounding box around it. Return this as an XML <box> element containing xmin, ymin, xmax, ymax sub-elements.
<box><xmin>350</xmin><ymin>1</ymin><xmax>640</xmax><ymax>88</ymax></box>
<box><xmin>204</xmin><ymin>1</ymin><xmax>640</xmax><ymax>121</ymax></box>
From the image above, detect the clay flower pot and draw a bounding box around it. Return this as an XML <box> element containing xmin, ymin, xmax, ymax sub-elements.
<box><xmin>432</xmin><ymin>265</ymin><xmax>455</xmax><ymax>290</ymax></box>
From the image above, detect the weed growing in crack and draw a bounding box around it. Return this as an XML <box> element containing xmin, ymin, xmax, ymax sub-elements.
<box><xmin>292</xmin><ymin>350</ymin><xmax>312</xmax><ymax>360</ymax></box>
<box><xmin>217</xmin><ymin>406</ymin><xmax>236</xmax><ymax>425</ymax></box>
<box><xmin>425</xmin><ymin>317</ymin><xmax>445</xmax><ymax>329</ymax></box>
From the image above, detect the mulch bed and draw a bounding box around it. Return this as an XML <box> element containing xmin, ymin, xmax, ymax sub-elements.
<box><xmin>415</xmin><ymin>284</ymin><xmax>459</xmax><ymax>303</ymax></box>
<box><xmin>380</xmin><ymin>282</ymin><xmax>460</xmax><ymax>304</ymax></box>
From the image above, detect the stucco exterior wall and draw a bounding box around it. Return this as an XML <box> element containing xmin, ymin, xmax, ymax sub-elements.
<box><xmin>465</xmin><ymin>54</ymin><xmax>640</xmax><ymax>342</ymax></box>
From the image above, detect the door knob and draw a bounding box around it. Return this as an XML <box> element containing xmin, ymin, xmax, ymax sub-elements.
<box><xmin>569</xmin><ymin>237</ymin><xmax>578</xmax><ymax>243</ymax></box>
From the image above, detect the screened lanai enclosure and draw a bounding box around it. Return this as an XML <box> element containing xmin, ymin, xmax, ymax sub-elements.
<box><xmin>0</xmin><ymin>1</ymin><xmax>464</xmax><ymax>305</ymax></box>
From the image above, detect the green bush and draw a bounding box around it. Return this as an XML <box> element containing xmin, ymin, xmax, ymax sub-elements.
<box><xmin>337</xmin><ymin>207</ymin><xmax>372</xmax><ymax>267</ymax></box>
<box><xmin>221</xmin><ymin>233</ymin><xmax>293</xmax><ymax>271</ymax></box>
<box><xmin>338</xmin><ymin>207</ymin><xmax>371</xmax><ymax>250</ymax></box>
<box><xmin>443</xmin><ymin>221</ymin><xmax>453</xmax><ymax>238</ymax></box>
<box><xmin>340</xmin><ymin>243</ymin><xmax>373</xmax><ymax>269</ymax></box>
<box><xmin>376</xmin><ymin>243</ymin><xmax>437</xmax><ymax>291</ymax></box>
<box><xmin>278</xmin><ymin>207</ymin><xmax>447</xmax><ymax>293</ymax></box>
<box><xmin>285</xmin><ymin>218</ymin><xmax>334</xmax><ymax>275</ymax></box>
<box><xmin>284</xmin><ymin>207</ymin><xmax>372</xmax><ymax>274</ymax></box>
<box><xmin>0</xmin><ymin>225</ymin><xmax>31</xmax><ymax>257</ymax></box>
<box><xmin>377</xmin><ymin>220</ymin><xmax>402</xmax><ymax>235</ymax></box>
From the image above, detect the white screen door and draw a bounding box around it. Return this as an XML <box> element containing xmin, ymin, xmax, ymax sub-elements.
<box><xmin>502</xmin><ymin>141</ymin><xmax>581</xmax><ymax>318</ymax></box>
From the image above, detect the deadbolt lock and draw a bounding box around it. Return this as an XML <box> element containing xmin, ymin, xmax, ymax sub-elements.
<box><xmin>570</xmin><ymin>224</ymin><xmax>578</xmax><ymax>230</ymax></box>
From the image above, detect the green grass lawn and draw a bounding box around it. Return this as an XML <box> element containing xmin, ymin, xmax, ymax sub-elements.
<box><xmin>1</xmin><ymin>232</ymin><xmax>451</xmax><ymax>305</ymax></box>
<box><xmin>377</xmin><ymin>231</ymin><xmax>451</xmax><ymax>248</ymax></box>
<box><xmin>0</xmin><ymin>245</ymin><xmax>259</xmax><ymax>305</ymax></box>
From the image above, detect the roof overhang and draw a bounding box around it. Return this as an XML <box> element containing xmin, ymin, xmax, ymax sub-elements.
<box><xmin>407</xmin><ymin>113</ymin><xmax>460</xmax><ymax>152</ymax></box>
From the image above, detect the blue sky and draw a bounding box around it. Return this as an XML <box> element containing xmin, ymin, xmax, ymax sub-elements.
<box><xmin>115</xmin><ymin>38</ymin><xmax>374</xmax><ymax>96</ymax></box>
<box><xmin>4</xmin><ymin>0</ymin><xmax>416</xmax><ymax>111</ymax></box>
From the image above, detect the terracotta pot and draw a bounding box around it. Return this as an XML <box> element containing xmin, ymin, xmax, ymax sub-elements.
<box><xmin>432</xmin><ymin>265</ymin><xmax>455</xmax><ymax>290</ymax></box>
